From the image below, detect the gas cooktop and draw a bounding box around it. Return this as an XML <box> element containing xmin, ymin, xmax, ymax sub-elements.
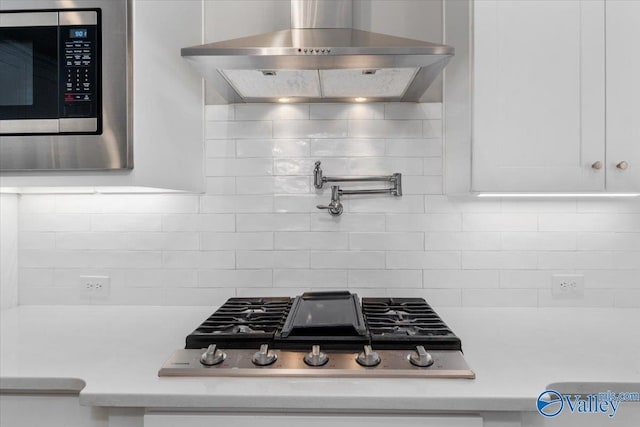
<box><xmin>159</xmin><ymin>291</ymin><xmax>475</xmax><ymax>378</ymax></box>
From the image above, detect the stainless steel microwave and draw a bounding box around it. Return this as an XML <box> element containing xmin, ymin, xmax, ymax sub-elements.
<box><xmin>0</xmin><ymin>0</ymin><xmax>131</xmax><ymax>171</ymax></box>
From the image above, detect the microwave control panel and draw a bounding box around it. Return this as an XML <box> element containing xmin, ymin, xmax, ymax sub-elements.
<box><xmin>59</xmin><ymin>20</ymin><xmax>100</xmax><ymax>121</ymax></box>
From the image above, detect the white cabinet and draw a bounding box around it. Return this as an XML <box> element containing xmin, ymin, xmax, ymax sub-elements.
<box><xmin>605</xmin><ymin>0</ymin><xmax>640</xmax><ymax>192</ymax></box>
<box><xmin>472</xmin><ymin>0</ymin><xmax>606</xmax><ymax>192</ymax></box>
<box><xmin>144</xmin><ymin>413</ymin><xmax>482</xmax><ymax>427</ymax></box>
<box><xmin>0</xmin><ymin>0</ymin><xmax>204</xmax><ymax>193</ymax></box>
<box><xmin>0</xmin><ymin>393</ymin><xmax>107</xmax><ymax>427</ymax></box>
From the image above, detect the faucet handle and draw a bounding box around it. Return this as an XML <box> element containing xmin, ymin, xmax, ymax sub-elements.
<box><xmin>316</xmin><ymin>203</ymin><xmax>343</xmax><ymax>216</ymax></box>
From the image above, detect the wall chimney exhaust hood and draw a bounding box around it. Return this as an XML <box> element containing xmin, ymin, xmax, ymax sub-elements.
<box><xmin>181</xmin><ymin>0</ymin><xmax>454</xmax><ymax>103</ymax></box>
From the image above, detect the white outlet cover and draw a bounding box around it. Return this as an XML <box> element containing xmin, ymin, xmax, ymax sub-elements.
<box><xmin>551</xmin><ymin>274</ymin><xmax>585</xmax><ymax>298</ymax></box>
<box><xmin>79</xmin><ymin>275</ymin><xmax>111</xmax><ymax>300</ymax></box>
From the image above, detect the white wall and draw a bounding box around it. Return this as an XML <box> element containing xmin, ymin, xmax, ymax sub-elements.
<box><xmin>16</xmin><ymin>102</ymin><xmax>640</xmax><ymax>308</ymax></box>
<box><xmin>1</xmin><ymin>194</ymin><xmax>18</xmax><ymax>310</ymax></box>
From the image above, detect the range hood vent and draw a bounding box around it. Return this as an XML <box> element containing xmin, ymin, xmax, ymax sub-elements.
<box><xmin>182</xmin><ymin>0</ymin><xmax>454</xmax><ymax>103</ymax></box>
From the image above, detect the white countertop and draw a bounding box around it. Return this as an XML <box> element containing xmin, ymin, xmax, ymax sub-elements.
<box><xmin>1</xmin><ymin>305</ymin><xmax>639</xmax><ymax>412</ymax></box>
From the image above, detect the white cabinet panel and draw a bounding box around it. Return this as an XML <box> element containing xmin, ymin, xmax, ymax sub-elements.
<box><xmin>0</xmin><ymin>394</ymin><xmax>107</xmax><ymax>427</ymax></box>
<box><xmin>605</xmin><ymin>0</ymin><xmax>640</xmax><ymax>192</ymax></box>
<box><xmin>472</xmin><ymin>0</ymin><xmax>605</xmax><ymax>192</ymax></box>
<box><xmin>145</xmin><ymin>413</ymin><xmax>482</xmax><ymax>427</ymax></box>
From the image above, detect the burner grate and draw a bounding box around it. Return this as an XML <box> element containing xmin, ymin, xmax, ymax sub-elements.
<box><xmin>362</xmin><ymin>298</ymin><xmax>462</xmax><ymax>351</ymax></box>
<box><xmin>185</xmin><ymin>297</ymin><xmax>292</xmax><ymax>349</ymax></box>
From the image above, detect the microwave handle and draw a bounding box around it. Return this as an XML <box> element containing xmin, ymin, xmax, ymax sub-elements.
<box><xmin>0</xmin><ymin>12</ymin><xmax>59</xmax><ymax>27</ymax></box>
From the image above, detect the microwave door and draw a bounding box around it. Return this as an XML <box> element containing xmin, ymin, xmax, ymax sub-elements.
<box><xmin>0</xmin><ymin>12</ymin><xmax>60</xmax><ymax>134</ymax></box>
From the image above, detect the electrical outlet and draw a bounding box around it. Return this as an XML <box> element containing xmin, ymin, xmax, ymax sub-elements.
<box><xmin>551</xmin><ymin>274</ymin><xmax>584</xmax><ymax>299</ymax></box>
<box><xmin>79</xmin><ymin>275</ymin><xmax>110</xmax><ymax>299</ymax></box>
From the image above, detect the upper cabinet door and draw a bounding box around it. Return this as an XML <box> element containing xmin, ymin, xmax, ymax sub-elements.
<box><xmin>472</xmin><ymin>0</ymin><xmax>605</xmax><ymax>192</ymax></box>
<box><xmin>606</xmin><ymin>0</ymin><xmax>640</xmax><ymax>192</ymax></box>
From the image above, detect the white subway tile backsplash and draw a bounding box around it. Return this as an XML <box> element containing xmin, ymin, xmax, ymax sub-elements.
<box><xmin>385</xmin><ymin>138</ymin><xmax>442</xmax><ymax>157</ymax></box>
<box><xmin>577</xmin><ymin>233</ymin><xmax>640</xmax><ymax>251</ymax></box>
<box><xmin>200</xmin><ymin>232</ymin><xmax>273</xmax><ymax>250</ymax></box>
<box><xmin>19</xmin><ymin>195</ymin><xmax>56</xmax><ymax>213</ymax></box>
<box><xmin>205</xmin><ymin>105</ymin><xmax>234</xmax><ymax>121</ymax></box>
<box><xmin>423</xmin><ymin>120</ymin><xmax>442</xmax><ymax>138</ymax></box>
<box><xmin>198</xmin><ymin>269</ymin><xmax>272</xmax><ymax>287</ymax></box>
<box><xmin>162</xmin><ymin>214</ymin><xmax>235</xmax><ymax>232</ymax></box>
<box><xmin>124</xmin><ymin>232</ymin><xmax>200</xmax><ymax>251</ymax></box>
<box><xmin>235</xmin><ymin>104</ymin><xmax>309</xmax><ymax>121</ymax></box>
<box><xmin>310</xmin><ymin>139</ymin><xmax>386</xmax><ymax>157</ymax></box>
<box><xmin>463</xmin><ymin>213</ymin><xmax>538</xmax><ymax>231</ymax></box>
<box><xmin>426</xmin><ymin>232</ymin><xmax>501</xmax><ymax>251</ymax></box>
<box><xmin>94</xmin><ymin>195</ymin><xmax>199</xmax><ymax>214</ymax></box>
<box><xmin>235</xmin><ymin>177</ymin><xmax>275</xmax><ymax>195</ymax></box>
<box><xmin>205</xmin><ymin>177</ymin><xmax>236</xmax><ymax>195</ymax></box>
<box><xmin>310</xmin><ymin>214</ymin><xmax>385</xmax><ymax>232</ymax></box>
<box><xmin>402</xmin><ymin>175</ymin><xmax>443</xmax><ymax>195</ymax></box>
<box><xmin>21</xmin><ymin>214</ymin><xmax>91</xmax><ymax>232</ymax></box>
<box><xmin>236</xmin><ymin>139</ymin><xmax>309</xmax><ymax>158</ymax></box>
<box><xmin>91</xmin><ymin>215</ymin><xmax>162</xmax><ymax>232</ymax></box>
<box><xmin>20</xmin><ymin>232</ymin><xmax>55</xmax><ymax>250</ymax></box>
<box><xmin>423</xmin><ymin>158</ymin><xmax>443</xmax><ymax>176</ymax></box>
<box><xmin>273</xmin><ymin>176</ymin><xmax>311</xmax><ymax>194</ymax></box>
<box><xmin>162</xmin><ymin>251</ymin><xmax>235</xmax><ymax>269</ymax></box>
<box><xmin>349</xmin><ymin>232</ymin><xmax>424</xmax><ymax>251</ymax></box>
<box><xmin>236</xmin><ymin>214</ymin><xmax>310</xmax><ymax>231</ymax></box>
<box><xmin>501</xmin><ymin>232</ymin><xmax>576</xmax><ymax>251</ymax></box>
<box><xmin>350</xmin><ymin>196</ymin><xmax>424</xmax><ymax>214</ymax></box>
<box><xmin>274</xmin><ymin>269</ymin><xmax>348</xmax><ymax>287</ymax></box>
<box><xmin>462</xmin><ymin>251</ymin><xmax>538</xmax><ymax>270</ymax></box>
<box><xmin>237</xmin><ymin>251</ymin><xmax>310</xmax><ymax>269</ymax></box>
<box><xmin>16</xmin><ymin>102</ymin><xmax>640</xmax><ymax>307</ymax></box>
<box><xmin>386</xmin><ymin>252</ymin><xmax>460</xmax><ymax>269</ymax></box>
<box><xmin>424</xmin><ymin>269</ymin><xmax>499</xmax><ymax>288</ymax></box>
<box><xmin>274</xmin><ymin>195</ymin><xmax>331</xmax><ymax>213</ymax></box>
<box><xmin>206</xmin><ymin>158</ymin><xmax>273</xmax><ymax>177</ymax></box>
<box><xmin>348</xmin><ymin>269</ymin><xmax>423</xmax><ymax>288</ymax></box>
<box><xmin>200</xmin><ymin>195</ymin><xmax>273</xmax><ymax>213</ymax></box>
<box><xmin>310</xmin><ymin>103</ymin><xmax>384</xmax><ymax>120</ymax></box>
<box><xmin>539</xmin><ymin>213</ymin><xmax>640</xmax><ymax>232</ymax></box>
<box><xmin>206</xmin><ymin>120</ymin><xmax>272</xmax><ymax>139</ymax></box>
<box><xmin>349</xmin><ymin>119</ymin><xmax>423</xmax><ymax>138</ymax></box>
<box><xmin>310</xmin><ymin>251</ymin><xmax>385</xmax><ymax>269</ymax></box>
<box><xmin>386</xmin><ymin>214</ymin><xmax>461</xmax><ymax>231</ymax></box>
<box><xmin>55</xmin><ymin>232</ymin><xmax>129</xmax><ymax>250</ymax></box>
<box><xmin>273</xmin><ymin>120</ymin><xmax>348</xmax><ymax>138</ymax></box>
<box><xmin>205</xmin><ymin>140</ymin><xmax>236</xmax><ymax>158</ymax></box>
<box><xmin>384</xmin><ymin>103</ymin><xmax>442</xmax><ymax>120</ymax></box>
<box><xmin>613</xmin><ymin>290</ymin><xmax>640</xmax><ymax>308</ymax></box>
<box><xmin>276</xmin><ymin>232</ymin><xmax>348</xmax><ymax>250</ymax></box>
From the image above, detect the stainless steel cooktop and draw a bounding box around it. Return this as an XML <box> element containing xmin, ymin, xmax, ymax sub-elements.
<box><xmin>158</xmin><ymin>291</ymin><xmax>475</xmax><ymax>379</ymax></box>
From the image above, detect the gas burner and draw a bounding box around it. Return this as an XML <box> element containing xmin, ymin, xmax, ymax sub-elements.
<box><xmin>211</xmin><ymin>325</ymin><xmax>261</xmax><ymax>334</ymax></box>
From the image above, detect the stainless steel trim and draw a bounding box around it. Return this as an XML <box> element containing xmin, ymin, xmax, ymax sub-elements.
<box><xmin>59</xmin><ymin>11</ymin><xmax>97</xmax><ymax>26</ymax></box>
<box><xmin>291</xmin><ymin>0</ymin><xmax>352</xmax><ymax>29</ymax></box>
<box><xmin>159</xmin><ymin>349</ymin><xmax>475</xmax><ymax>379</ymax></box>
<box><xmin>0</xmin><ymin>119</ymin><xmax>59</xmax><ymax>134</ymax></box>
<box><xmin>0</xmin><ymin>12</ymin><xmax>58</xmax><ymax>27</ymax></box>
<box><xmin>59</xmin><ymin>118</ymin><xmax>98</xmax><ymax>133</ymax></box>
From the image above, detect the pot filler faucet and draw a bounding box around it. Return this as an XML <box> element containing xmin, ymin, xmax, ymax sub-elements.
<box><xmin>314</xmin><ymin>161</ymin><xmax>402</xmax><ymax>216</ymax></box>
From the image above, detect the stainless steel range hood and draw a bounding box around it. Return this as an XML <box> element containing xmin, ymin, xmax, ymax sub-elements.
<box><xmin>182</xmin><ymin>0</ymin><xmax>454</xmax><ymax>103</ymax></box>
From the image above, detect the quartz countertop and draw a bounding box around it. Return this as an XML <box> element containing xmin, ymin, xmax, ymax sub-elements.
<box><xmin>1</xmin><ymin>305</ymin><xmax>639</xmax><ymax>412</ymax></box>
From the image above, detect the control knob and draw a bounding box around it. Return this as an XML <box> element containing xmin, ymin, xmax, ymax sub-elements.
<box><xmin>252</xmin><ymin>344</ymin><xmax>277</xmax><ymax>366</ymax></box>
<box><xmin>200</xmin><ymin>344</ymin><xmax>226</xmax><ymax>366</ymax></box>
<box><xmin>408</xmin><ymin>345</ymin><xmax>434</xmax><ymax>367</ymax></box>
<box><xmin>304</xmin><ymin>345</ymin><xmax>329</xmax><ymax>366</ymax></box>
<box><xmin>356</xmin><ymin>345</ymin><xmax>381</xmax><ymax>367</ymax></box>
